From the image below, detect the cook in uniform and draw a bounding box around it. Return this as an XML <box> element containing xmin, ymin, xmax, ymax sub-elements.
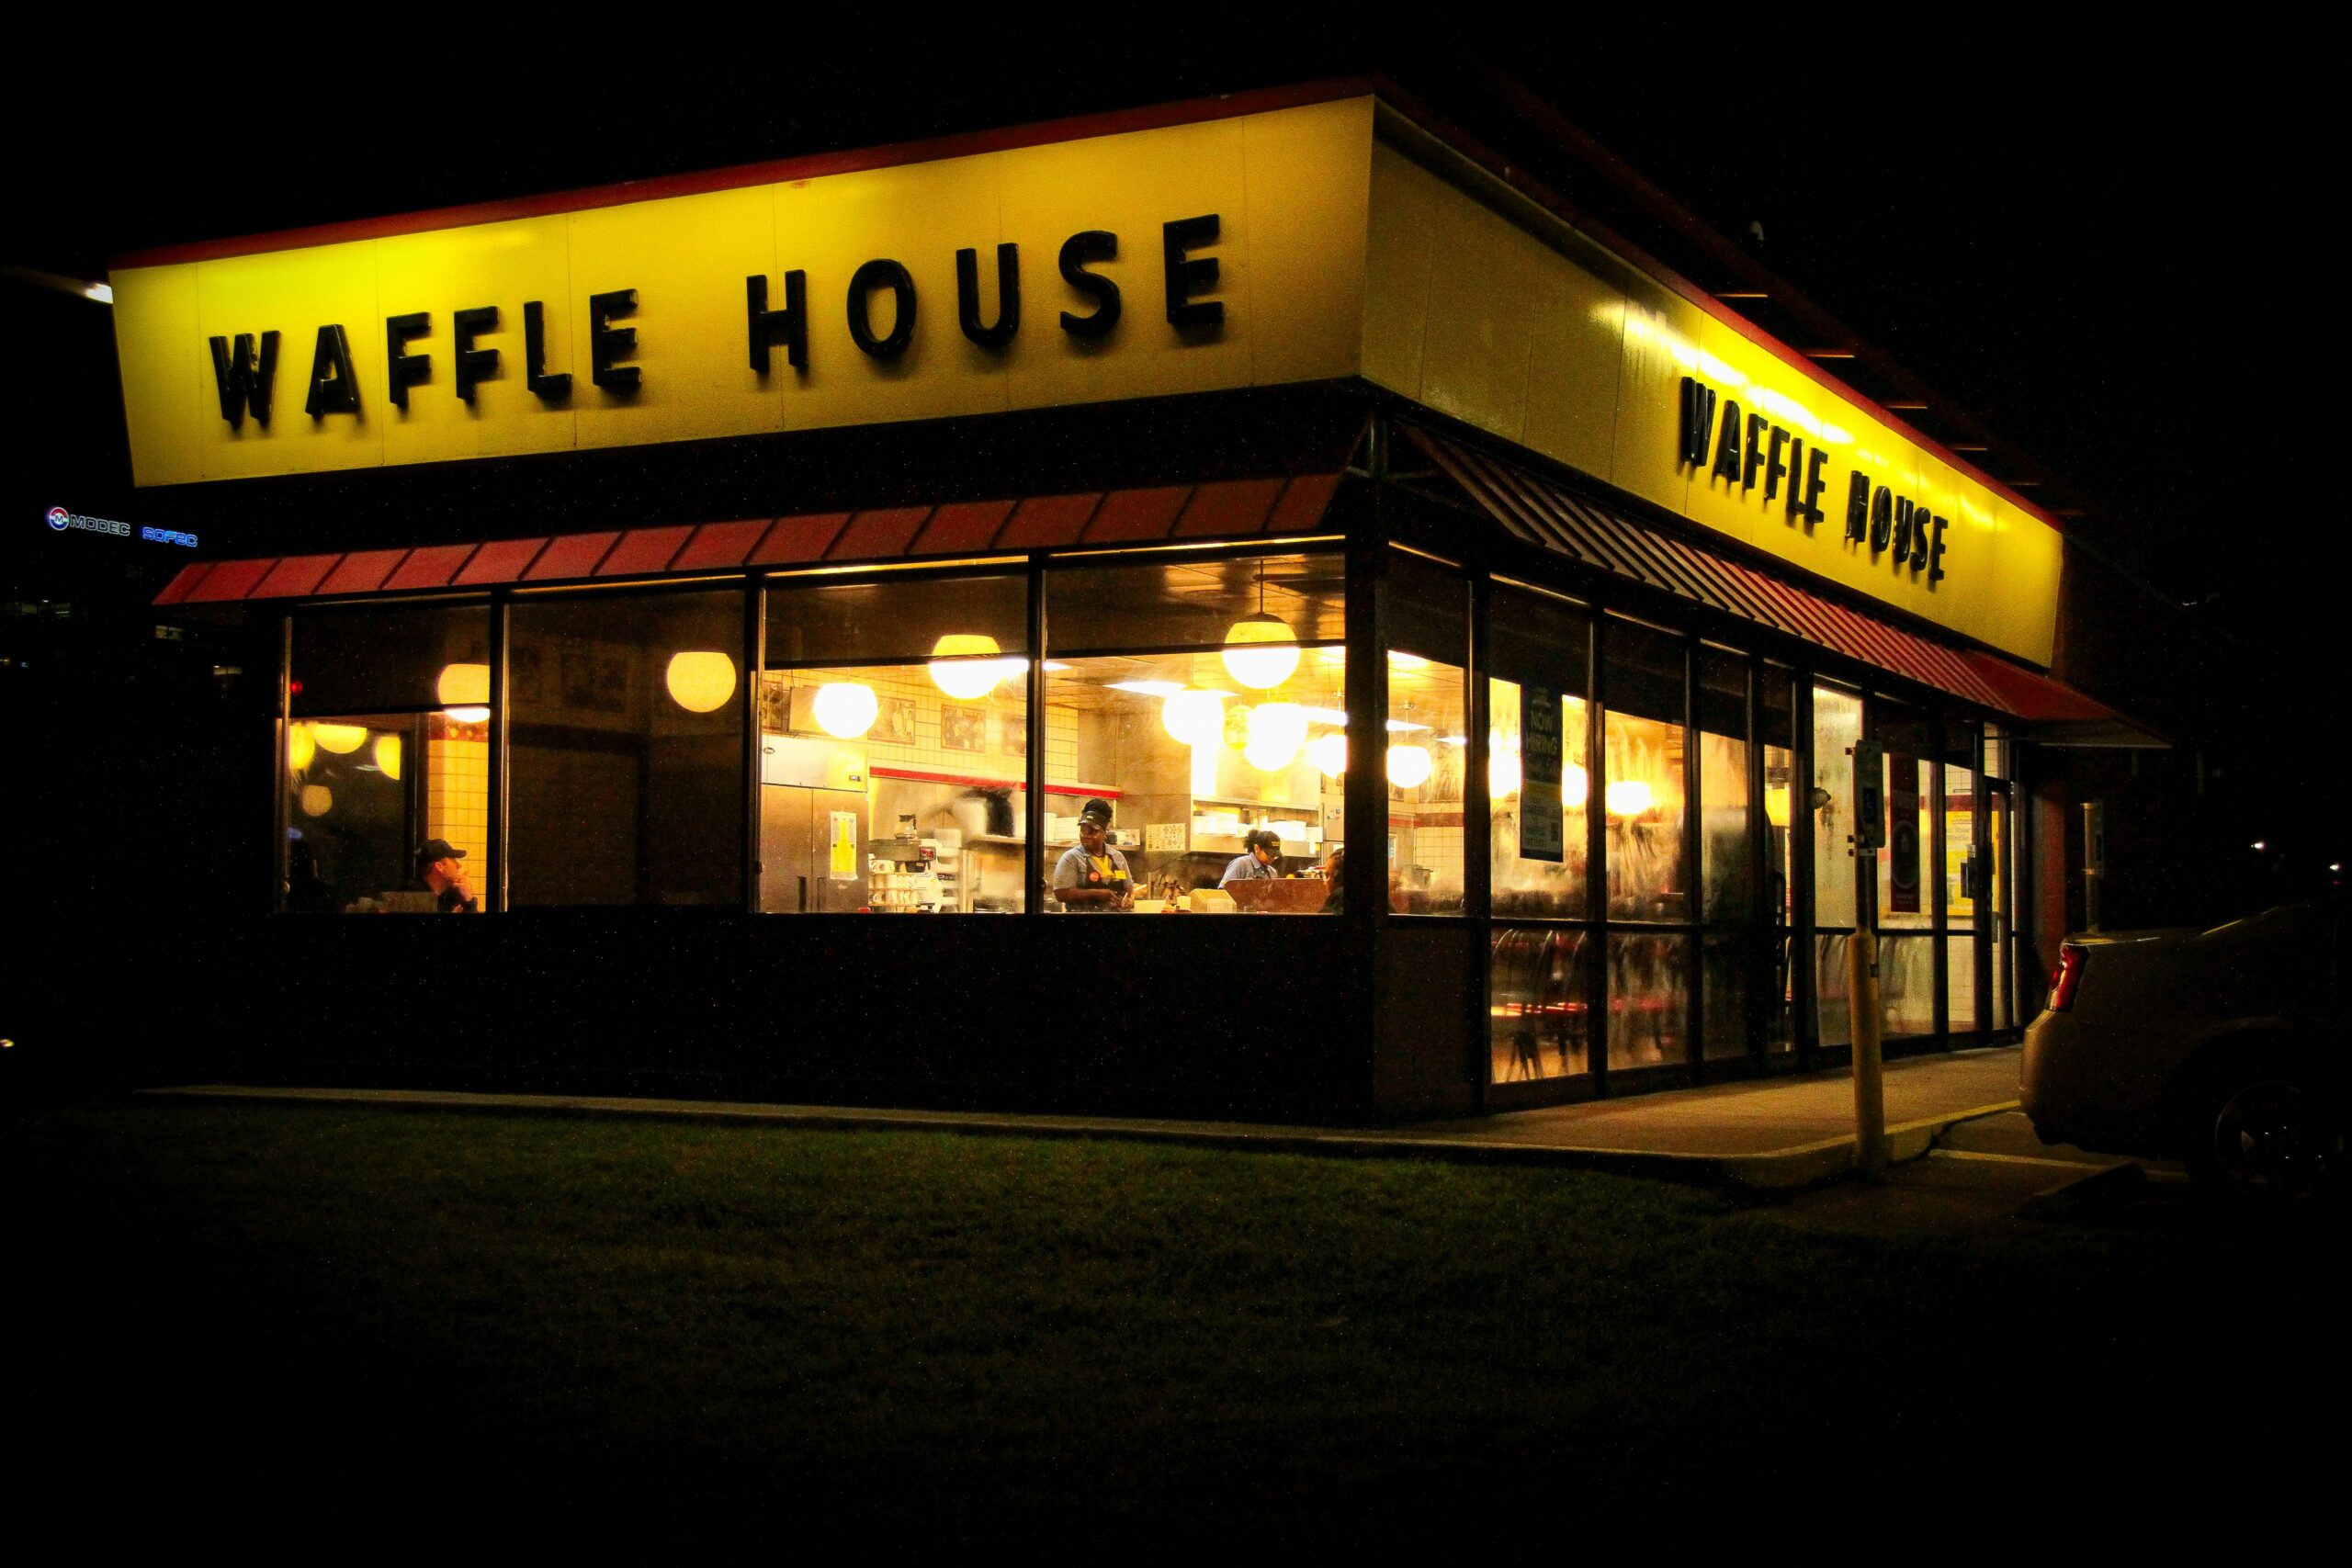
<box><xmin>1220</xmin><ymin>829</ymin><xmax>1283</xmax><ymax>888</ymax></box>
<box><xmin>1050</xmin><ymin>798</ymin><xmax>1133</xmax><ymax>911</ymax></box>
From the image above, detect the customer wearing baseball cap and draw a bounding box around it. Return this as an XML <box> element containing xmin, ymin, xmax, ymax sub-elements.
<box><xmin>414</xmin><ymin>839</ymin><xmax>479</xmax><ymax>913</ymax></box>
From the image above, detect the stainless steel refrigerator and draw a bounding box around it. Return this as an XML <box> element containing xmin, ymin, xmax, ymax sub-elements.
<box><xmin>759</xmin><ymin>733</ymin><xmax>869</xmax><ymax>913</ymax></box>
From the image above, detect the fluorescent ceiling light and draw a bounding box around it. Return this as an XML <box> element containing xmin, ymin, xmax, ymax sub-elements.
<box><xmin>1385</xmin><ymin>718</ymin><xmax>1430</xmax><ymax>733</ymax></box>
<box><xmin>1107</xmin><ymin>681</ymin><xmax>1184</xmax><ymax>697</ymax></box>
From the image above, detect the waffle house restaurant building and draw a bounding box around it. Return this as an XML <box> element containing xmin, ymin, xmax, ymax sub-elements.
<box><xmin>116</xmin><ymin>85</ymin><xmax>2121</xmax><ymax>1119</ymax></box>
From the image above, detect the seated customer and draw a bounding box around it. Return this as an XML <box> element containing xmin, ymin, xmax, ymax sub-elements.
<box><xmin>1320</xmin><ymin>846</ymin><xmax>1345</xmax><ymax>915</ymax></box>
<box><xmin>1220</xmin><ymin>829</ymin><xmax>1283</xmax><ymax>888</ymax></box>
<box><xmin>1050</xmin><ymin>799</ymin><xmax>1133</xmax><ymax>912</ymax></box>
<box><xmin>416</xmin><ymin>838</ymin><xmax>480</xmax><ymax>913</ymax></box>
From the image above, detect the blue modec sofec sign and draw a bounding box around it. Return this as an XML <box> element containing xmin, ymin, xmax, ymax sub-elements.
<box><xmin>45</xmin><ymin>506</ymin><xmax>196</xmax><ymax>547</ymax></box>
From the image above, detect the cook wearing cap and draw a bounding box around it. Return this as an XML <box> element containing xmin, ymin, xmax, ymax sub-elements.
<box><xmin>1220</xmin><ymin>828</ymin><xmax>1283</xmax><ymax>888</ymax></box>
<box><xmin>415</xmin><ymin>838</ymin><xmax>479</xmax><ymax>914</ymax></box>
<box><xmin>1049</xmin><ymin>798</ymin><xmax>1133</xmax><ymax>911</ymax></box>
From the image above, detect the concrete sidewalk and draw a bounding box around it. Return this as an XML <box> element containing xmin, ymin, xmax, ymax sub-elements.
<box><xmin>146</xmin><ymin>1046</ymin><xmax>2021</xmax><ymax>1190</ymax></box>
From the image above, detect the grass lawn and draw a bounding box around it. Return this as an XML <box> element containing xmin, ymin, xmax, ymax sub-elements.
<box><xmin>4</xmin><ymin>1100</ymin><xmax>2338</xmax><ymax>1533</ymax></box>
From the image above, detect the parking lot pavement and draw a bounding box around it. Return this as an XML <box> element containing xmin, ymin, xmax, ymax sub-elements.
<box><xmin>1753</xmin><ymin>1110</ymin><xmax>2199</xmax><ymax>1235</ymax></box>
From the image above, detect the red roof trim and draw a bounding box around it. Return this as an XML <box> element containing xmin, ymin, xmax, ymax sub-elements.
<box><xmin>383</xmin><ymin>543</ymin><xmax>480</xmax><ymax>592</ymax></box>
<box><xmin>829</xmin><ymin>507</ymin><xmax>933</xmax><ymax>562</ymax></box>
<box><xmin>152</xmin><ymin>562</ymin><xmax>214</xmax><ymax>605</ymax></box>
<box><xmin>111</xmin><ymin>80</ymin><xmax>1373</xmax><ymax>270</ymax></box>
<box><xmin>526</xmin><ymin>531</ymin><xmax>621</xmax><ymax>581</ymax></box>
<box><xmin>996</xmin><ymin>492</ymin><xmax>1102</xmax><ymax>549</ymax></box>
<box><xmin>912</xmin><ymin>500</ymin><xmax>1017</xmax><ymax>555</ymax></box>
<box><xmin>1081</xmin><ymin>485</ymin><xmax>1191</xmax><ymax>544</ymax></box>
<box><xmin>597</xmin><ymin>525</ymin><xmax>695</xmax><ymax>577</ymax></box>
<box><xmin>453</xmin><ymin>536</ymin><xmax>548</xmax><ymax>585</ymax></box>
<box><xmin>1266</xmin><ymin>472</ymin><xmax>1344</xmax><ymax>536</ymax></box>
<box><xmin>673</xmin><ymin>520</ymin><xmax>774</xmax><ymax>570</ymax></box>
<box><xmin>752</xmin><ymin>513</ymin><xmax>852</xmax><ymax>565</ymax></box>
<box><xmin>317</xmin><ymin>548</ymin><xmax>412</xmax><ymax>596</ymax></box>
<box><xmin>1173</xmin><ymin>476</ymin><xmax>1284</xmax><ymax>538</ymax></box>
<box><xmin>250</xmin><ymin>554</ymin><xmax>345</xmax><ymax>599</ymax></box>
<box><xmin>185</xmin><ymin>558</ymin><xmax>277</xmax><ymax>602</ymax></box>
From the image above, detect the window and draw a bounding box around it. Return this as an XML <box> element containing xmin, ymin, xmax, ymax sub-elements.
<box><xmin>1602</xmin><ymin>617</ymin><xmax>1687</xmax><ymax>923</ymax></box>
<box><xmin>284</xmin><ymin>605</ymin><xmax>491</xmax><ymax>914</ymax></box>
<box><xmin>1487</xmin><ymin>584</ymin><xmax>1591</xmax><ymax>920</ymax></box>
<box><xmin>762</xmin><ymin>572</ymin><xmax>1027</xmax><ymax>914</ymax></box>
<box><xmin>507</xmin><ymin>589</ymin><xmax>744</xmax><ymax>908</ymax></box>
<box><xmin>1385</xmin><ymin>551</ymin><xmax>1466</xmax><ymax>916</ymax></box>
<box><xmin>1759</xmin><ymin>665</ymin><xmax>1796</xmax><ymax>1052</ymax></box>
<box><xmin>1042</xmin><ymin>552</ymin><xmax>1344</xmax><ymax>913</ymax></box>
<box><xmin>1944</xmin><ymin>720</ymin><xmax>1979</xmax><ymax>1032</ymax></box>
<box><xmin>1872</xmin><ymin>700</ymin><xmax>1935</xmax><ymax>1040</ymax></box>
<box><xmin>1697</xmin><ymin>647</ymin><xmax>1751</xmax><ymax>1060</ymax></box>
<box><xmin>1810</xmin><ymin>683</ymin><xmax>1863</xmax><ymax>1048</ymax></box>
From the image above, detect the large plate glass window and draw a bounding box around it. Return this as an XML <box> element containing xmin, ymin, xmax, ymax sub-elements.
<box><xmin>1759</xmin><ymin>664</ymin><xmax>1796</xmax><ymax>1052</ymax></box>
<box><xmin>507</xmin><ymin>589</ymin><xmax>744</xmax><ymax>908</ymax></box>
<box><xmin>1697</xmin><ymin>646</ymin><xmax>1751</xmax><ymax>1059</ymax></box>
<box><xmin>1385</xmin><ymin>550</ymin><xmax>1466</xmax><ymax>917</ymax></box>
<box><xmin>1042</xmin><ymin>551</ymin><xmax>1344</xmax><ymax>914</ymax></box>
<box><xmin>1602</xmin><ymin>615</ymin><xmax>1690</xmax><ymax>1070</ymax></box>
<box><xmin>284</xmin><ymin>604</ymin><xmax>491</xmax><ymax>914</ymax></box>
<box><xmin>762</xmin><ymin>572</ymin><xmax>1028</xmax><ymax>914</ymax></box>
<box><xmin>1487</xmin><ymin>582</ymin><xmax>1592</xmax><ymax>1084</ymax></box>
<box><xmin>1871</xmin><ymin>699</ymin><xmax>1936</xmax><ymax>1042</ymax></box>
<box><xmin>1810</xmin><ymin>682</ymin><xmax>1863</xmax><ymax>1048</ymax></box>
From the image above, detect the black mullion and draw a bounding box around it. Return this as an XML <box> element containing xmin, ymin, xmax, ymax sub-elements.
<box><xmin>1023</xmin><ymin>557</ymin><xmax>1048</xmax><ymax>916</ymax></box>
<box><xmin>1585</xmin><ymin>611</ymin><xmax>1609</xmax><ymax>1092</ymax></box>
<box><xmin>488</xmin><ymin>592</ymin><xmax>509</xmax><ymax>914</ymax></box>
<box><xmin>1791</xmin><ymin>678</ymin><xmax>1816</xmax><ymax>1066</ymax></box>
<box><xmin>1745</xmin><ymin>656</ymin><xmax>1768</xmax><ymax>1065</ymax></box>
<box><xmin>1682</xmin><ymin>635</ymin><xmax>1703</xmax><ymax>1077</ymax></box>
<box><xmin>274</xmin><ymin>613</ymin><xmax>292</xmax><ymax>914</ymax></box>
<box><xmin>1466</xmin><ymin>571</ymin><xmax>1492</xmax><ymax>1114</ymax></box>
<box><xmin>741</xmin><ymin>583</ymin><xmax>763</xmax><ymax>914</ymax></box>
<box><xmin>1972</xmin><ymin>725</ymin><xmax>1992</xmax><ymax>1042</ymax></box>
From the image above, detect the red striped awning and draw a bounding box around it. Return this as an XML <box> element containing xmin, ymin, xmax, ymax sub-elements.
<box><xmin>152</xmin><ymin>471</ymin><xmax>1346</xmax><ymax>607</ymax></box>
<box><xmin>1405</xmin><ymin>428</ymin><xmax>2060</xmax><ymax>719</ymax></box>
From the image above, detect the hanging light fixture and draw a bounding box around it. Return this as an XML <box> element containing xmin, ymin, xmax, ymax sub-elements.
<box><xmin>298</xmin><ymin>784</ymin><xmax>334</xmax><ymax>818</ymax></box>
<box><xmin>1222</xmin><ymin>562</ymin><xmax>1299</xmax><ymax>690</ymax></box>
<box><xmin>666</xmin><ymin>651</ymin><xmax>738</xmax><ymax>714</ymax></box>
<box><xmin>1386</xmin><ymin>744</ymin><xmax>1432</xmax><ymax>789</ymax></box>
<box><xmin>1308</xmin><ymin>731</ymin><xmax>1348</xmax><ymax>777</ymax></box>
<box><xmin>1161</xmin><ymin>688</ymin><xmax>1227</xmax><ymax>747</ymax></box>
<box><xmin>1488</xmin><ymin>738</ymin><xmax>1521</xmax><ymax>799</ymax></box>
<box><xmin>437</xmin><ymin>662</ymin><xmax>492</xmax><ymax>724</ymax></box>
<box><xmin>311</xmin><ymin>722</ymin><xmax>368</xmax><ymax>755</ymax></box>
<box><xmin>1243</xmin><ymin>703</ymin><xmax>1307</xmax><ymax>771</ymax></box>
<box><xmin>1605</xmin><ymin>778</ymin><xmax>1654</xmax><ymax>818</ymax></box>
<box><xmin>930</xmin><ymin>634</ymin><xmax>1009</xmax><ymax>700</ymax></box>
<box><xmin>373</xmin><ymin>734</ymin><xmax>402</xmax><ymax>781</ymax></box>
<box><xmin>287</xmin><ymin>722</ymin><xmax>316</xmax><ymax>773</ymax></box>
<box><xmin>1764</xmin><ymin>784</ymin><xmax>1792</xmax><ymax>828</ymax></box>
<box><xmin>1565</xmin><ymin>761</ymin><xmax>1590</xmax><ymax>807</ymax></box>
<box><xmin>811</xmin><ymin>682</ymin><xmax>878</xmax><ymax>739</ymax></box>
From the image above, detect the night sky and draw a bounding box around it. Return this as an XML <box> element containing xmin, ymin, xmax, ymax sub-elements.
<box><xmin>6</xmin><ymin>39</ymin><xmax>2333</xmax><ymax>880</ymax></box>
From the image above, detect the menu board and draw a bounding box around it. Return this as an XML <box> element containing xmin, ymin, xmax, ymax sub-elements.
<box><xmin>1520</xmin><ymin>682</ymin><xmax>1564</xmax><ymax>863</ymax></box>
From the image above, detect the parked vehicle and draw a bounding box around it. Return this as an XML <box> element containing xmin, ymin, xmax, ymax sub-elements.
<box><xmin>2021</xmin><ymin>893</ymin><xmax>2346</xmax><ymax>1203</ymax></box>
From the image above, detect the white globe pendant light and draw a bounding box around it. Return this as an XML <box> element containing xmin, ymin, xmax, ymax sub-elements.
<box><xmin>1243</xmin><ymin>702</ymin><xmax>1307</xmax><ymax>771</ymax></box>
<box><xmin>1386</xmin><ymin>743</ymin><xmax>1432</xmax><ymax>789</ymax></box>
<box><xmin>287</xmin><ymin>722</ymin><xmax>317</xmax><ymax>773</ymax></box>
<box><xmin>1222</xmin><ymin>613</ymin><xmax>1299</xmax><ymax>690</ymax></box>
<box><xmin>930</xmin><ymin>634</ymin><xmax>1007</xmax><ymax>701</ymax></box>
<box><xmin>373</xmin><ymin>734</ymin><xmax>402</xmax><ymax>781</ymax></box>
<box><xmin>1565</xmin><ymin>761</ymin><xmax>1590</xmax><ymax>807</ymax></box>
<box><xmin>1605</xmin><ymin>778</ymin><xmax>1654</xmax><ymax>818</ymax></box>
<box><xmin>1308</xmin><ymin>731</ymin><xmax>1348</xmax><ymax>777</ymax></box>
<box><xmin>812</xmin><ymin>682</ymin><xmax>878</xmax><ymax>739</ymax></box>
<box><xmin>666</xmin><ymin>651</ymin><xmax>738</xmax><ymax>714</ymax></box>
<box><xmin>311</xmin><ymin>722</ymin><xmax>368</xmax><ymax>755</ymax></box>
<box><xmin>1488</xmin><ymin>740</ymin><xmax>1521</xmax><ymax>799</ymax></box>
<box><xmin>438</xmin><ymin>661</ymin><xmax>492</xmax><ymax>724</ymax></box>
<box><xmin>1161</xmin><ymin>689</ymin><xmax>1227</xmax><ymax>747</ymax></box>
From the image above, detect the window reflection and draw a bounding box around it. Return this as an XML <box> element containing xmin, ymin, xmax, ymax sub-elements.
<box><xmin>1603</xmin><ymin>618</ymin><xmax>1686</xmax><ymax>921</ymax></box>
<box><xmin>1490</xmin><ymin>925</ymin><xmax>1591</xmax><ymax>1081</ymax></box>
<box><xmin>284</xmin><ymin>711</ymin><xmax>487</xmax><ymax>913</ymax></box>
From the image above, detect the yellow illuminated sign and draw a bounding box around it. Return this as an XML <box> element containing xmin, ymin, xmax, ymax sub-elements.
<box><xmin>110</xmin><ymin>97</ymin><xmax>1374</xmax><ymax>489</ymax></box>
<box><xmin>1360</xmin><ymin>136</ymin><xmax>2062</xmax><ymax>664</ymax></box>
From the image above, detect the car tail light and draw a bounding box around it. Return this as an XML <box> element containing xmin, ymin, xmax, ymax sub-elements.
<box><xmin>2048</xmin><ymin>942</ymin><xmax>2087</xmax><ymax>1012</ymax></box>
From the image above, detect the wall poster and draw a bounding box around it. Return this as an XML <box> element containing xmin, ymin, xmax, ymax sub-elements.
<box><xmin>1520</xmin><ymin>682</ymin><xmax>1564</xmax><ymax>863</ymax></box>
